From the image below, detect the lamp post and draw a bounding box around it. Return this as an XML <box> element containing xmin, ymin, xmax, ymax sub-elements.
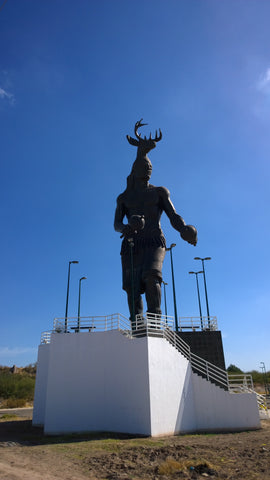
<box><xmin>77</xmin><ymin>276</ymin><xmax>87</xmax><ymax>332</ymax></box>
<box><xmin>189</xmin><ymin>271</ymin><xmax>203</xmax><ymax>329</ymax></box>
<box><xmin>260</xmin><ymin>362</ymin><xmax>270</xmax><ymax>397</ymax></box>
<box><xmin>194</xmin><ymin>257</ymin><xmax>211</xmax><ymax>328</ymax></box>
<box><xmin>166</xmin><ymin>243</ymin><xmax>178</xmax><ymax>332</ymax></box>
<box><xmin>162</xmin><ymin>281</ymin><xmax>168</xmax><ymax>319</ymax></box>
<box><xmin>128</xmin><ymin>237</ymin><xmax>135</xmax><ymax>331</ymax></box>
<box><xmin>65</xmin><ymin>260</ymin><xmax>79</xmax><ymax>332</ymax></box>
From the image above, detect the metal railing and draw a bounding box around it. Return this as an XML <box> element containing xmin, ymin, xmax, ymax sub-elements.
<box><xmin>163</xmin><ymin>326</ymin><xmax>229</xmax><ymax>389</ymax></box>
<box><xmin>178</xmin><ymin>316</ymin><xmax>218</xmax><ymax>331</ymax></box>
<box><xmin>228</xmin><ymin>374</ymin><xmax>269</xmax><ymax>414</ymax></box>
<box><xmin>40</xmin><ymin>331</ymin><xmax>52</xmax><ymax>344</ymax></box>
<box><xmin>40</xmin><ymin>314</ymin><xmax>131</xmax><ymax>344</ymax></box>
<box><xmin>228</xmin><ymin>374</ymin><xmax>254</xmax><ymax>391</ymax></box>
<box><xmin>53</xmin><ymin>313</ymin><xmax>131</xmax><ymax>334</ymax></box>
<box><xmin>132</xmin><ymin>313</ymin><xmax>174</xmax><ymax>334</ymax></box>
<box><xmin>163</xmin><ymin>326</ymin><xmax>191</xmax><ymax>359</ymax></box>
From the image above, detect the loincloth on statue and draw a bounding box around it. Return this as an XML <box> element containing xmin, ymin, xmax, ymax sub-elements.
<box><xmin>121</xmin><ymin>235</ymin><xmax>166</xmax><ymax>294</ymax></box>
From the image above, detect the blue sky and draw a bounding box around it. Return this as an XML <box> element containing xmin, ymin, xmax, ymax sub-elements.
<box><xmin>0</xmin><ymin>0</ymin><xmax>269</xmax><ymax>371</ymax></box>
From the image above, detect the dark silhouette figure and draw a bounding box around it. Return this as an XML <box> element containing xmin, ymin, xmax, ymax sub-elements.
<box><xmin>114</xmin><ymin>119</ymin><xmax>197</xmax><ymax>322</ymax></box>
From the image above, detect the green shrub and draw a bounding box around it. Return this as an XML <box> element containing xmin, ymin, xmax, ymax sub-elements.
<box><xmin>23</xmin><ymin>363</ymin><xmax>37</xmax><ymax>375</ymax></box>
<box><xmin>5</xmin><ymin>397</ymin><xmax>26</xmax><ymax>408</ymax></box>
<box><xmin>227</xmin><ymin>364</ymin><xmax>243</xmax><ymax>374</ymax></box>
<box><xmin>0</xmin><ymin>373</ymin><xmax>35</xmax><ymax>401</ymax></box>
<box><xmin>246</xmin><ymin>370</ymin><xmax>269</xmax><ymax>385</ymax></box>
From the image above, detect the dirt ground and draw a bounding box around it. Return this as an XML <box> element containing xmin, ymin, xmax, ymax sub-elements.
<box><xmin>0</xmin><ymin>415</ymin><xmax>269</xmax><ymax>480</ymax></box>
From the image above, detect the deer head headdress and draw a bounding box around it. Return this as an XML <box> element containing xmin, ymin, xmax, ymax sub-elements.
<box><xmin>127</xmin><ymin>118</ymin><xmax>162</xmax><ymax>159</ymax></box>
<box><xmin>126</xmin><ymin>119</ymin><xmax>162</xmax><ymax>189</ymax></box>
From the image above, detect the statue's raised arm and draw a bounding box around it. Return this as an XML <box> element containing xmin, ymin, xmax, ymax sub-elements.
<box><xmin>157</xmin><ymin>186</ymin><xmax>197</xmax><ymax>246</ymax></box>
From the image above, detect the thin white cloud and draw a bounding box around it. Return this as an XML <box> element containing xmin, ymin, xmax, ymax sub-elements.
<box><xmin>0</xmin><ymin>86</ymin><xmax>15</xmax><ymax>104</ymax></box>
<box><xmin>0</xmin><ymin>346</ymin><xmax>37</xmax><ymax>357</ymax></box>
<box><xmin>257</xmin><ymin>68</ymin><xmax>270</xmax><ymax>94</ymax></box>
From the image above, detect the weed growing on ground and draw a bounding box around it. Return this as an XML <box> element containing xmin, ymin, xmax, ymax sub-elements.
<box><xmin>158</xmin><ymin>456</ymin><xmax>217</xmax><ymax>476</ymax></box>
<box><xmin>158</xmin><ymin>456</ymin><xmax>182</xmax><ymax>474</ymax></box>
<box><xmin>0</xmin><ymin>414</ymin><xmax>19</xmax><ymax>420</ymax></box>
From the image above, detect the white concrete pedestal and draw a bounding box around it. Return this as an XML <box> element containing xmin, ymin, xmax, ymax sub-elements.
<box><xmin>33</xmin><ymin>330</ymin><xmax>260</xmax><ymax>435</ymax></box>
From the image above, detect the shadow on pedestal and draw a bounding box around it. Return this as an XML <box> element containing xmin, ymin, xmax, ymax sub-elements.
<box><xmin>177</xmin><ymin>330</ymin><xmax>225</xmax><ymax>368</ymax></box>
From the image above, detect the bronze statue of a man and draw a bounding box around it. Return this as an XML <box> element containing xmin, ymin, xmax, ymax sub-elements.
<box><xmin>114</xmin><ymin>119</ymin><xmax>197</xmax><ymax>322</ymax></box>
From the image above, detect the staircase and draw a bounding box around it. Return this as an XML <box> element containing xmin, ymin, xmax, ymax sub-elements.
<box><xmin>163</xmin><ymin>325</ymin><xmax>229</xmax><ymax>390</ymax></box>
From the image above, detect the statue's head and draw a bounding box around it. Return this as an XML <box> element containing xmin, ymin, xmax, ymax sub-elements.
<box><xmin>132</xmin><ymin>157</ymin><xmax>152</xmax><ymax>181</ymax></box>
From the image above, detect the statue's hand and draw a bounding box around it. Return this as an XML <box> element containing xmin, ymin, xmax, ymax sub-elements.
<box><xmin>180</xmin><ymin>225</ymin><xmax>197</xmax><ymax>246</ymax></box>
<box><xmin>121</xmin><ymin>224</ymin><xmax>134</xmax><ymax>238</ymax></box>
<box><xmin>120</xmin><ymin>216</ymin><xmax>145</xmax><ymax>238</ymax></box>
<box><xmin>129</xmin><ymin>215</ymin><xmax>145</xmax><ymax>232</ymax></box>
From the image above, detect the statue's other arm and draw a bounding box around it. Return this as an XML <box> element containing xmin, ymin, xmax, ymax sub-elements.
<box><xmin>158</xmin><ymin>187</ymin><xmax>197</xmax><ymax>246</ymax></box>
<box><xmin>114</xmin><ymin>194</ymin><xmax>133</xmax><ymax>237</ymax></box>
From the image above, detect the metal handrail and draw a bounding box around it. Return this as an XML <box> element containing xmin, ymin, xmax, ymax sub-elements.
<box><xmin>40</xmin><ymin>331</ymin><xmax>52</xmax><ymax>344</ymax></box>
<box><xmin>132</xmin><ymin>313</ymin><xmax>174</xmax><ymax>333</ymax></box>
<box><xmin>228</xmin><ymin>374</ymin><xmax>254</xmax><ymax>391</ymax></box>
<box><xmin>53</xmin><ymin>313</ymin><xmax>131</xmax><ymax>333</ymax></box>
<box><xmin>178</xmin><ymin>316</ymin><xmax>218</xmax><ymax>331</ymax></box>
<box><xmin>163</xmin><ymin>327</ymin><xmax>191</xmax><ymax>359</ymax></box>
<box><xmin>163</xmin><ymin>327</ymin><xmax>228</xmax><ymax>388</ymax></box>
<box><xmin>228</xmin><ymin>374</ymin><xmax>269</xmax><ymax>413</ymax></box>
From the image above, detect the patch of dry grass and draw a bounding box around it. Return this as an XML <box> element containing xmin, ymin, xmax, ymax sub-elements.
<box><xmin>158</xmin><ymin>456</ymin><xmax>216</xmax><ymax>476</ymax></box>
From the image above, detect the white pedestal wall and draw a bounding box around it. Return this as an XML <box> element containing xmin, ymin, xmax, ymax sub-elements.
<box><xmin>32</xmin><ymin>343</ymin><xmax>51</xmax><ymax>426</ymax></box>
<box><xmin>33</xmin><ymin>330</ymin><xmax>260</xmax><ymax>435</ymax></box>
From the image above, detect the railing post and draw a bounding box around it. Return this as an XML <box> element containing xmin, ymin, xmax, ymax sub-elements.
<box><xmin>206</xmin><ymin>362</ymin><xmax>209</xmax><ymax>381</ymax></box>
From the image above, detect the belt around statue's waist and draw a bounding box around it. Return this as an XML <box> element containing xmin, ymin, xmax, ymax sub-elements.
<box><xmin>120</xmin><ymin>235</ymin><xmax>166</xmax><ymax>255</ymax></box>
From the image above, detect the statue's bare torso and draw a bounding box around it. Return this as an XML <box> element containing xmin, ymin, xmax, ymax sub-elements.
<box><xmin>115</xmin><ymin>185</ymin><xmax>170</xmax><ymax>239</ymax></box>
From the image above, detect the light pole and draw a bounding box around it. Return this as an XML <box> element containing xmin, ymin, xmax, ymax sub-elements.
<box><xmin>77</xmin><ymin>276</ymin><xmax>87</xmax><ymax>332</ymax></box>
<box><xmin>194</xmin><ymin>257</ymin><xmax>211</xmax><ymax>328</ymax></box>
<box><xmin>260</xmin><ymin>362</ymin><xmax>270</xmax><ymax>396</ymax></box>
<box><xmin>162</xmin><ymin>281</ymin><xmax>168</xmax><ymax>319</ymax></box>
<box><xmin>128</xmin><ymin>237</ymin><xmax>135</xmax><ymax>331</ymax></box>
<box><xmin>189</xmin><ymin>271</ymin><xmax>203</xmax><ymax>329</ymax></box>
<box><xmin>166</xmin><ymin>243</ymin><xmax>178</xmax><ymax>332</ymax></box>
<box><xmin>65</xmin><ymin>260</ymin><xmax>79</xmax><ymax>332</ymax></box>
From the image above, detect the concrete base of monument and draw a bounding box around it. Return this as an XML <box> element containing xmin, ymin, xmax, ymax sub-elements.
<box><xmin>33</xmin><ymin>330</ymin><xmax>260</xmax><ymax>436</ymax></box>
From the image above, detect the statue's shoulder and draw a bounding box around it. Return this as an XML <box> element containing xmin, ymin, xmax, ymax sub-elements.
<box><xmin>116</xmin><ymin>190</ymin><xmax>128</xmax><ymax>204</ymax></box>
<box><xmin>155</xmin><ymin>186</ymin><xmax>170</xmax><ymax>198</ymax></box>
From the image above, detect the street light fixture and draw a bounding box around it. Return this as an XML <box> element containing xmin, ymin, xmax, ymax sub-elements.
<box><xmin>189</xmin><ymin>271</ymin><xmax>203</xmax><ymax>329</ymax></box>
<box><xmin>77</xmin><ymin>276</ymin><xmax>87</xmax><ymax>332</ymax></box>
<box><xmin>162</xmin><ymin>280</ymin><xmax>168</xmax><ymax>319</ymax></box>
<box><xmin>166</xmin><ymin>243</ymin><xmax>178</xmax><ymax>332</ymax></box>
<box><xmin>194</xmin><ymin>257</ymin><xmax>211</xmax><ymax>328</ymax></box>
<box><xmin>65</xmin><ymin>260</ymin><xmax>79</xmax><ymax>332</ymax></box>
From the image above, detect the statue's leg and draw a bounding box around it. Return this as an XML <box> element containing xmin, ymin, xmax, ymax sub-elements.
<box><xmin>144</xmin><ymin>274</ymin><xmax>162</xmax><ymax>315</ymax></box>
<box><xmin>142</xmin><ymin>246</ymin><xmax>166</xmax><ymax>316</ymax></box>
<box><xmin>121</xmin><ymin>249</ymin><xmax>144</xmax><ymax>329</ymax></box>
<box><xmin>127</xmin><ymin>293</ymin><xmax>143</xmax><ymax>316</ymax></box>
